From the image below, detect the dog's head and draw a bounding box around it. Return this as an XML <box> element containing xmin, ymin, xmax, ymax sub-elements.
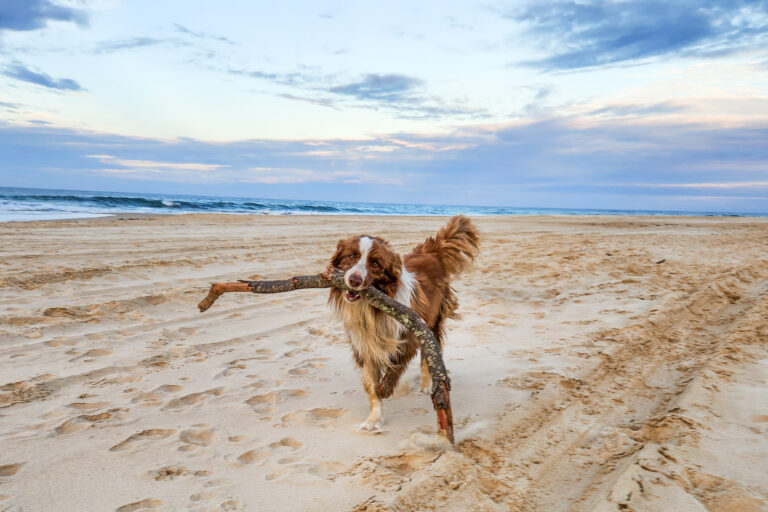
<box><xmin>331</xmin><ymin>235</ymin><xmax>402</xmax><ymax>302</ymax></box>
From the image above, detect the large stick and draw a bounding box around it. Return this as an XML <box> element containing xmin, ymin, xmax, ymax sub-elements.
<box><xmin>197</xmin><ymin>268</ymin><xmax>454</xmax><ymax>443</ymax></box>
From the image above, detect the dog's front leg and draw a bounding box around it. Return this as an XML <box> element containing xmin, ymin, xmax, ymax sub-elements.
<box><xmin>358</xmin><ymin>363</ymin><xmax>384</xmax><ymax>433</ymax></box>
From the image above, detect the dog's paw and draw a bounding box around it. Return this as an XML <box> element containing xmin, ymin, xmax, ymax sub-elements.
<box><xmin>357</xmin><ymin>420</ymin><xmax>384</xmax><ymax>434</ymax></box>
<box><xmin>418</xmin><ymin>385</ymin><xmax>431</xmax><ymax>395</ymax></box>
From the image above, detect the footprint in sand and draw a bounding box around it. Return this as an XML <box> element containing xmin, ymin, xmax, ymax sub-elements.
<box><xmin>110</xmin><ymin>429</ymin><xmax>177</xmax><ymax>452</ymax></box>
<box><xmin>75</xmin><ymin>348</ymin><xmax>113</xmax><ymax>362</ymax></box>
<box><xmin>269</xmin><ymin>437</ymin><xmax>303</xmax><ymax>451</ymax></box>
<box><xmin>253</xmin><ymin>348</ymin><xmax>273</xmax><ymax>360</ymax></box>
<box><xmin>154</xmin><ymin>384</ymin><xmax>184</xmax><ymax>393</ymax></box>
<box><xmin>163</xmin><ymin>387</ymin><xmax>226</xmax><ymax>410</ymax></box>
<box><xmin>130</xmin><ymin>384</ymin><xmax>184</xmax><ymax>407</ymax></box>
<box><xmin>0</xmin><ymin>463</ymin><xmax>23</xmax><ymax>477</ymax></box>
<box><xmin>180</xmin><ymin>428</ymin><xmax>216</xmax><ymax>447</ymax></box>
<box><xmin>220</xmin><ymin>499</ymin><xmax>244</xmax><ymax>511</ymax></box>
<box><xmin>237</xmin><ymin>449</ymin><xmax>270</xmax><ymax>465</ymax></box>
<box><xmin>68</xmin><ymin>401</ymin><xmax>110</xmax><ymax>410</ymax></box>
<box><xmin>288</xmin><ymin>358</ymin><xmax>328</xmax><ymax>376</ymax></box>
<box><xmin>237</xmin><ymin>437</ymin><xmax>303</xmax><ymax>466</ymax></box>
<box><xmin>150</xmin><ymin>465</ymin><xmax>188</xmax><ymax>480</ymax></box>
<box><xmin>115</xmin><ymin>498</ymin><xmax>162</xmax><ymax>512</ymax></box>
<box><xmin>244</xmin><ymin>389</ymin><xmax>308</xmax><ymax>413</ymax></box>
<box><xmin>282</xmin><ymin>347</ymin><xmax>313</xmax><ymax>358</ymax></box>
<box><xmin>306</xmin><ymin>460</ymin><xmax>347</xmax><ymax>480</ymax></box>
<box><xmin>189</xmin><ymin>491</ymin><xmax>221</xmax><ymax>502</ymax></box>
<box><xmin>377</xmin><ymin>453</ymin><xmax>440</xmax><ymax>477</ymax></box>
<box><xmin>55</xmin><ymin>409</ymin><xmax>125</xmax><ymax>435</ymax></box>
<box><xmin>265</xmin><ymin>467</ymin><xmax>291</xmax><ymax>481</ymax></box>
<box><xmin>267</xmin><ymin>459</ymin><xmax>346</xmax><ymax>483</ymax></box>
<box><xmin>244</xmin><ymin>377</ymin><xmax>282</xmax><ymax>390</ymax></box>
<box><xmin>279</xmin><ymin>408</ymin><xmax>348</xmax><ymax>427</ymax></box>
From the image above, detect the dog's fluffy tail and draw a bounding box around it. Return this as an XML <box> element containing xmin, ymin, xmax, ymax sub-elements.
<box><xmin>426</xmin><ymin>215</ymin><xmax>480</xmax><ymax>278</ymax></box>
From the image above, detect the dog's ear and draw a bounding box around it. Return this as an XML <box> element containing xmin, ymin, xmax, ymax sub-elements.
<box><xmin>331</xmin><ymin>240</ymin><xmax>344</xmax><ymax>267</ymax></box>
<box><xmin>331</xmin><ymin>238</ymin><xmax>351</xmax><ymax>267</ymax></box>
<box><xmin>387</xmin><ymin>253</ymin><xmax>403</xmax><ymax>281</ymax></box>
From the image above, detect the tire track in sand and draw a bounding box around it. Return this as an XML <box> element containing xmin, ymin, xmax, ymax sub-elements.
<box><xmin>349</xmin><ymin>263</ymin><xmax>768</xmax><ymax>511</ymax></box>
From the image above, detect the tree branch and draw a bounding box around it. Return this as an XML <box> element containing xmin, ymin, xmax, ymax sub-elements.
<box><xmin>197</xmin><ymin>268</ymin><xmax>454</xmax><ymax>443</ymax></box>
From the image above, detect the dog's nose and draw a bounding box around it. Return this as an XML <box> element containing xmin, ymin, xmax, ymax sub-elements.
<box><xmin>348</xmin><ymin>273</ymin><xmax>363</xmax><ymax>288</ymax></box>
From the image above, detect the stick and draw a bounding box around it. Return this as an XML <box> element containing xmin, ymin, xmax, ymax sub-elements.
<box><xmin>197</xmin><ymin>268</ymin><xmax>455</xmax><ymax>443</ymax></box>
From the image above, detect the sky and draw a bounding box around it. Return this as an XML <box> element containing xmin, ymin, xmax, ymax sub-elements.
<box><xmin>1</xmin><ymin>0</ymin><xmax>767</xmax><ymax>213</ymax></box>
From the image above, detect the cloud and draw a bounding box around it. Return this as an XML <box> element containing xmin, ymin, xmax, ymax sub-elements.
<box><xmin>0</xmin><ymin>100</ymin><xmax>20</xmax><ymax>110</ymax></box>
<box><xmin>330</xmin><ymin>73</ymin><xmax>422</xmax><ymax>102</ymax></box>
<box><xmin>244</xmin><ymin>167</ymin><xmax>406</xmax><ymax>186</ymax></box>
<box><xmin>329</xmin><ymin>73</ymin><xmax>488</xmax><ymax>120</ymax></box>
<box><xmin>2</xmin><ymin>114</ymin><xmax>767</xmax><ymax>212</ymax></box>
<box><xmin>2</xmin><ymin>62</ymin><xmax>83</xmax><ymax>91</ymax></box>
<box><xmin>225</xmin><ymin>67</ymin><xmax>485</xmax><ymax>120</ymax></box>
<box><xmin>173</xmin><ymin>23</ymin><xmax>235</xmax><ymax>45</ymax></box>
<box><xmin>643</xmin><ymin>181</ymin><xmax>768</xmax><ymax>189</ymax></box>
<box><xmin>93</xmin><ymin>37</ymin><xmax>185</xmax><ymax>54</ymax></box>
<box><xmin>277</xmin><ymin>93</ymin><xmax>339</xmax><ymax>110</ymax></box>
<box><xmin>87</xmin><ymin>155</ymin><xmax>225</xmax><ymax>172</ymax></box>
<box><xmin>587</xmin><ymin>102</ymin><xmax>688</xmax><ymax>117</ymax></box>
<box><xmin>502</xmin><ymin>0</ymin><xmax>768</xmax><ymax>70</ymax></box>
<box><xmin>0</xmin><ymin>0</ymin><xmax>87</xmax><ymax>33</ymax></box>
<box><xmin>226</xmin><ymin>67</ymin><xmax>319</xmax><ymax>87</ymax></box>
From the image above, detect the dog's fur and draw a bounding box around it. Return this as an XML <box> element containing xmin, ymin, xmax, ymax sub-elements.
<box><xmin>328</xmin><ymin>215</ymin><xmax>479</xmax><ymax>431</ymax></box>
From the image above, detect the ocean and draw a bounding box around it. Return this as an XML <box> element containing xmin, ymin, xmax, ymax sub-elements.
<box><xmin>0</xmin><ymin>186</ymin><xmax>763</xmax><ymax>222</ymax></box>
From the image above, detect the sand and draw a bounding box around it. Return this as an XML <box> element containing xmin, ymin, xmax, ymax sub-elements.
<box><xmin>0</xmin><ymin>214</ymin><xmax>766</xmax><ymax>512</ymax></box>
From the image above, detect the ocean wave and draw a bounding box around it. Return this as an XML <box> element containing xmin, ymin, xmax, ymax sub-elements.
<box><xmin>0</xmin><ymin>187</ymin><xmax>762</xmax><ymax>221</ymax></box>
<box><xmin>1</xmin><ymin>193</ymin><xmax>350</xmax><ymax>213</ymax></box>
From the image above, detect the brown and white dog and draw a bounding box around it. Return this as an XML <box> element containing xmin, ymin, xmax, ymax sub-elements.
<box><xmin>328</xmin><ymin>215</ymin><xmax>479</xmax><ymax>432</ymax></box>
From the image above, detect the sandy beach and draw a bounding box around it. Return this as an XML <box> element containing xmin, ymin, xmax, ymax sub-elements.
<box><xmin>1</xmin><ymin>214</ymin><xmax>766</xmax><ymax>512</ymax></box>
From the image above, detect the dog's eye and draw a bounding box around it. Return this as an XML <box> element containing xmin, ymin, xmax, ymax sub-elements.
<box><xmin>370</xmin><ymin>260</ymin><xmax>380</xmax><ymax>269</ymax></box>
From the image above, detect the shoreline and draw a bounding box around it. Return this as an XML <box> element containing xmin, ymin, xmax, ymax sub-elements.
<box><xmin>2</xmin><ymin>210</ymin><xmax>767</xmax><ymax>225</ymax></box>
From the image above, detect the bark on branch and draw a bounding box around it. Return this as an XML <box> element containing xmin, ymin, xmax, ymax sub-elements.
<box><xmin>197</xmin><ymin>268</ymin><xmax>454</xmax><ymax>443</ymax></box>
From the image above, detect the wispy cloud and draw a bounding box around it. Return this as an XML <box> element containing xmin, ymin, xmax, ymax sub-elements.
<box><xmin>643</xmin><ymin>181</ymin><xmax>768</xmax><ymax>189</ymax></box>
<box><xmin>328</xmin><ymin>73</ymin><xmax>488</xmax><ymax>120</ymax></box>
<box><xmin>86</xmin><ymin>155</ymin><xmax>225</xmax><ymax>172</ymax></box>
<box><xmin>93</xmin><ymin>37</ymin><xmax>186</xmax><ymax>54</ymax></box>
<box><xmin>277</xmin><ymin>93</ymin><xmax>339</xmax><ymax>110</ymax></box>
<box><xmin>0</xmin><ymin>0</ymin><xmax>87</xmax><ymax>33</ymax></box>
<box><xmin>2</xmin><ymin>62</ymin><xmax>83</xmax><ymax>91</ymax></box>
<box><xmin>244</xmin><ymin>167</ymin><xmax>406</xmax><ymax>186</ymax></box>
<box><xmin>0</xmin><ymin>101</ymin><xmax>21</xmax><ymax>110</ymax></box>
<box><xmin>330</xmin><ymin>74</ymin><xmax>422</xmax><ymax>102</ymax></box>
<box><xmin>587</xmin><ymin>102</ymin><xmax>689</xmax><ymax>117</ymax></box>
<box><xmin>501</xmin><ymin>0</ymin><xmax>768</xmax><ymax>70</ymax></box>
<box><xmin>173</xmin><ymin>23</ymin><xmax>235</xmax><ymax>45</ymax></box>
<box><xmin>226</xmin><ymin>67</ymin><xmax>320</xmax><ymax>87</ymax></box>
<box><xmin>225</xmin><ymin>67</ymin><xmax>487</xmax><ymax>120</ymax></box>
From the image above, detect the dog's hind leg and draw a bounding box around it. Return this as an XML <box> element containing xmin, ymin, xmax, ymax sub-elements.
<box><xmin>358</xmin><ymin>362</ymin><xmax>384</xmax><ymax>433</ymax></box>
<box><xmin>377</xmin><ymin>340</ymin><xmax>418</xmax><ymax>399</ymax></box>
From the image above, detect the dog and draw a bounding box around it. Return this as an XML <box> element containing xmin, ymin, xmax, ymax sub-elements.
<box><xmin>328</xmin><ymin>215</ymin><xmax>479</xmax><ymax>432</ymax></box>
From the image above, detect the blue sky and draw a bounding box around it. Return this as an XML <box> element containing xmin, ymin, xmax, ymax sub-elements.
<box><xmin>1</xmin><ymin>0</ymin><xmax>767</xmax><ymax>212</ymax></box>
